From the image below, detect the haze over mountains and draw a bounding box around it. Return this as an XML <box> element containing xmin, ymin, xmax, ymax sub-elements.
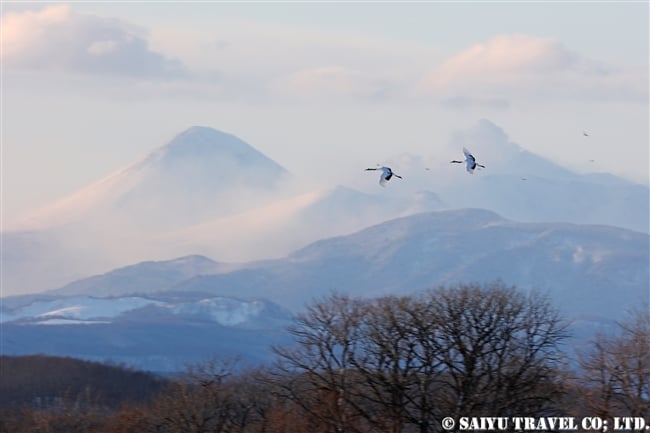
<box><xmin>2</xmin><ymin>121</ymin><xmax>648</xmax><ymax>370</ymax></box>
<box><xmin>2</xmin><ymin>208</ymin><xmax>647</xmax><ymax>371</ymax></box>
<box><xmin>14</xmin><ymin>127</ymin><xmax>291</xmax><ymax>231</ymax></box>
<box><xmin>30</xmin><ymin>208</ymin><xmax>648</xmax><ymax>318</ymax></box>
<box><xmin>3</xmin><ymin>120</ymin><xmax>648</xmax><ymax>297</ymax></box>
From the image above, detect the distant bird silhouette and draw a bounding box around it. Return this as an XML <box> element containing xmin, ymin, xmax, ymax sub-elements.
<box><xmin>365</xmin><ymin>166</ymin><xmax>402</xmax><ymax>187</ymax></box>
<box><xmin>450</xmin><ymin>147</ymin><xmax>485</xmax><ymax>174</ymax></box>
<box><xmin>583</xmin><ymin>131</ymin><xmax>589</xmax><ymax>137</ymax></box>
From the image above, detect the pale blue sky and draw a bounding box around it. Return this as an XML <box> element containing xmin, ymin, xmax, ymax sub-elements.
<box><xmin>2</xmin><ymin>1</ymin><xmax>648</xmax><ymax>225</ymax></box>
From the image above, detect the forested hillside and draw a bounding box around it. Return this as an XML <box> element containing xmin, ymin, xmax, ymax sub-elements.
<box><xmin>0</xmin><ymin>355</ymin><xmax>168</xmax><ymax>410</ymax></box>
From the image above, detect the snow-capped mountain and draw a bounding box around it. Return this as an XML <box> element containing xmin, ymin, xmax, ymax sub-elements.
<box><xmin>1</xmin><ymin>296</ymin><xmax>163</xmax><ymax>325</ymax></box>
<box><xmin>1</xmin><ymin>293</ymin><xmax>294</xmax><ymax>371</ymax></box>
<box><xmin>0</xmin><ymin>294</ymin><xmax>291</xmax><ymax>328</ymax></box>
<box><xmin>51</xmin><ymin>255</ymin><xmax>225</xmax><ymax>297</ymax></box>
<box><xmin>39</xmin><ymin>208</ymin><xmax>649</xmax><ymax>321</ymax></box>
<box><xmin>166</xmin><ymin>208</ymin><xmax>649</xmax><ymax>319</ymax></box>
<box><xmin>13</xmin><ymin>126</ymin><xmax>291</xmax><ymax>231</ymax></box>
<box><xmin>2</xmin><ymin>126</ymin><xmax>295</xmax><ymax>295</ymax></box>
<box><xmin>3</xmin><ymin>126</ymin><xmax>443</xmax><ymax>296</ymax></box>
<box><xmin>3</xmin><ymin>121</ymin><xmax>647</xmax><ymax>298</ymax></box>
<box><xmin>3</xmin><ymin>208</ymin><xmax>647</xmax><ymax>371</ymax></box>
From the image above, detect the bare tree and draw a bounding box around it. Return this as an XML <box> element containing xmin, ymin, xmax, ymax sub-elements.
<box><xmin>579</xmin><ymin>304</ymin><xmax>650</xmax><ymax>423</ymax></box>
<box><xmin>271</xmin><ymin>283</ymin><xmax>568</xmax><ymax>433</ymax></box>
<box><xmin>148</xmin><ymin>358</ymin><xmax>245</xmax><ymax>433</ymax></box>
<box><xmin>348</xmin><ymin>295</ymin><xmax>419</xmax><ymax>433</ymax></box>
<box><xmin>271</xmin><ymin>293</ymin><xmax>369</xmax><ymax>433</ymax></box>
<box><xmin>0</xmin><ymin>284</ymin><xmax>571</xmax><ymax>433</ymax></box>
<box><xmin>349</xmin><ymin>295</ymin><xmax>445</xmax><ymax>433</ymax></box>
<box><xmin>426</xmin><ymin>283</ymin><xmax>568</xmax><ymax>421</ymax></box>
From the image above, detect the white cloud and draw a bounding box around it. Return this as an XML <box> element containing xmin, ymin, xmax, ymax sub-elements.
<box><xmin>436</xmin><ymin>34</ymin><xmax>579</xmax><ymax>78</ymax></box>
<box><xmin>1</xmin><ymin>4</ymin><xmax>186</xmax><ymax>78</ymax></box>
<box><xmin>2</xmin><ymin>4</ymin><xmax>69</xmax><ymax>58</ymax></box>
<box><xmin>417</xmin><ymin>34</ymin><xmax>648</xmax><ymax>105</ymax></box>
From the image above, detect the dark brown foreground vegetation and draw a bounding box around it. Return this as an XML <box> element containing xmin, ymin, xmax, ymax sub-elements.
<box><xmin>1</xmin><ymin>283</ymin><xmax>648</xmax><ymax>433</ymax></box>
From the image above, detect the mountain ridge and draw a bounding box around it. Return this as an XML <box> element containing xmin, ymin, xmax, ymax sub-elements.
<box><xmin>2</xmin><ymin>121</ymin><xmax>647</xmax><ymax>297</ymax></box>
<box><xmin>50</xmin><ymin>255</ymin><xmax>225</xmax><ymax>297</ymax></box>
<box><xmin>2</xmin><ymin>207</ymin><xmax>646</xmax><ymax>371</ymax></box>
<box><xmin>175</xmin><ymin>208</ymin><xmax>648</xmax><ymax>315</ymax></box>
<box><xmin>10</xmin><ymin>126</ymin><xmax>291</xmax><ymax>231</ymax></box>
<box><xmin>30</xmin><ymin>208</ymin><xmax>647</xmax><ymax>319</ymax></box>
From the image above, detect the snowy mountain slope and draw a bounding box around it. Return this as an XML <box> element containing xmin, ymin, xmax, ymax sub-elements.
<box><xmin>0</xmin><ymin>294</ymin><xmax>294</xmax><ymax>371</ymax></box>
<box><xmin>3</xmin><ymin>126</ymin><xmax>437</xmax><ymax>295</ymax></box>
<box><xmin>3</xmin><ymin>121</ymin><xmax>647</xmax><ymax>298</ymax></box>
<box><xmin>2</xmin><ymin>126</ymin><xmax>295</xmax><ymax>295</ymax></box>
<box><xmin>112</xmin><ymin>127</ymin><xmax>291</xmax><ymax>229</ymax></box>
<box><xmin>164</xmin><ymin>209</ymin><xmax>648</xmax><ymax>319</ymax></box>
<box><xmin>0</xmin><ymin>294</ymin><xmax>291</xmax><ymax>328</ymax></box>
<box><xmin>3</xmin><ymin>208</ymin><xmax>646</xmax><ymax>371</ymax></box>
<box><xmin>12</xmin><ymin>126</ymin><xmax>291</xmax><ymax>231</ymax></box>
<box><xmin>0</xmin><ymin>296</ymin><xmax>163</xmax><ymax>325</ymax></box>
<box><xmin>36</xmin><ymin>208</ymin><xmax>647</xmax><ymax>322</ymax></box>
<box><xmin>51</xmin><ymin>255</ymin><xmax>224</xmax><ymax>297</ymax></box>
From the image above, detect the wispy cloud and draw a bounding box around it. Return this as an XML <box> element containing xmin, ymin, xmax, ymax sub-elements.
<box><xmin>433</xmin><ymin>34</ymin><xmax>580</xmax><ymax>80</ymax></box>
<box><xmin>2</xmin><ymin>5</ymin><xmax>186</xmax><ymax>79</ymax></box>
<box><xmin>4</xmin><ymin>4</ymin><xmax>646</xmax><ymax>106</ymax></box>
<box><xmin>417</xmin><ymin>34</ymin><xmax>647</xmax><ymax>106</ymax></box>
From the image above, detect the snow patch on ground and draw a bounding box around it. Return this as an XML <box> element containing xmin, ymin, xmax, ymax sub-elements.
<box><xmin>0</xmin><ymin>296</ymin><xmax>269</xmax><ymax>327</ymax></box>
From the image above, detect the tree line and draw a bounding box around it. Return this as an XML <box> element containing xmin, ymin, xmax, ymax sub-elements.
<box><xmin>1</xmin><ymin>282</ymin><xmax>648</xmax><ymax>433</ymax></box>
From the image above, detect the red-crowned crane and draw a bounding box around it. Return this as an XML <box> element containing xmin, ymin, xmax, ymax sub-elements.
<box><xmin>365</xmin><ymin>166</ymin><xmax>403</xmax><ymax>187</ymax></box>
<box><xmin>450</xmin><ymin>147</ymin><xmax>485</xmax><ymax>174</ymax></box>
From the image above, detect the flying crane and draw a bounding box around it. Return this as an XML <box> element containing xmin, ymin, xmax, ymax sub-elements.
<box><xmin>450</xmin><ymin>147</ymin><xmax>485</xmax><ymax>174</ymax></box>
<box><xmin>365</xmin><ymin>166</ymin><xmax>403</xmax><ymax>187</ymax></box>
